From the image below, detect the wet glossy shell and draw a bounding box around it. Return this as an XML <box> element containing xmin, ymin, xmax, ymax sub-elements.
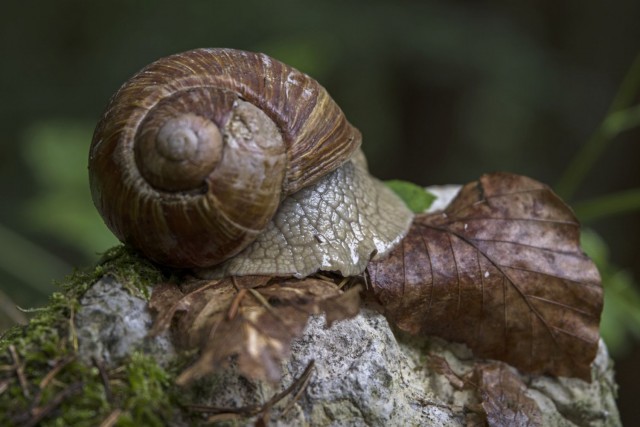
<box><xmin>89</xmin><ymin>48</ymin><xmax>361</xmax><ymax>268</ymax></box>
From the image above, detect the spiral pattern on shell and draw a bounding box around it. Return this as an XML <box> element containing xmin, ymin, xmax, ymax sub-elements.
<box><xmin>89</xmin><ymin>48</ymin><xmax>361</xmax><ymax>268</ymax></box>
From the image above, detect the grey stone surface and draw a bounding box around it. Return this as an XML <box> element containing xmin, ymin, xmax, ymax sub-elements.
<box><xmin>423</xmin><ymin>185</ymin><xmax>462</xmax><ymax>213</ymax></box>
<box><xmin>528</xmin><ymin>340</ymin><xmax>620</xmax><ymax>427</ymax></box>
<box><xmin>75</xmin><ymin>275</ymin><xmax>175</xmax><ymax>365</ymax></box>
<box><xmin>200</xmin><ymin>308</ymin><xmax>458</xmax><ymax>426</ymax></box>
<box><xmin>281</xmin><ymin>309</ymin><xmax>457</xmax><ymax>426</ymax></box>
<box><xmin>399</xmin><ymin>333</ymin><xmax>620</xmax><ymax>427</ymax></box>
<box><xmin>75</xmin><ymin>277</ymin><xmax>620</xmax><ymax>426</ymax></box>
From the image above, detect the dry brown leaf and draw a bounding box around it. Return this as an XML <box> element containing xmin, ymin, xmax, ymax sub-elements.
<box><xmin>426</xmin><ymin>355</ymin><xmax>467</xmax><ymax>390</ymax></box>
<box><xmin>474</xmin><ymin>362</ymin><xmax>543</xmax><ymax>427</ymax></box>
<box><xmin>149</xmin><ymin>275</ymin><xmax>361</xmax><ymax>384</ymax></box>
<box><xmin>368</xmin><ymin>172</ymin><xmax>602</xmax><ymax>380</ymax></box>
<box><xmin>465</xmin><ymin>413</ymin><xmax>488</xmax><ymax>427</ymax></box>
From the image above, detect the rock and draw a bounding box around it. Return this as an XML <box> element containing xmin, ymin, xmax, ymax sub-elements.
<box><xmin>527</xmin><ymin>340</ymin><xmax>619</xmax><ymax>426</ymax></box>
<box><xmin>75</xmin><ymin>275</ymin><xmax>175</xmax><ymax>366</ymax></box>
<box><xmin>75</xmin><ymin>277</ymin><xmax>621</xmax><ymax>426</ymax></box>
<box><xmin>423</xmin><ymin>185</ymin><xmax>461</xmax><ymax>213</ymax></box>
<box><xmin>282</xmin><ymin>309</ymin><xmax>456</xmax><ymax>425</ymax></box>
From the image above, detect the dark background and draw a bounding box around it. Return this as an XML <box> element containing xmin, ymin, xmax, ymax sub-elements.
<box><xmin>1</xmin><ymin>0</ymin><xmax>639</xmax><ymax>423</ymax></box>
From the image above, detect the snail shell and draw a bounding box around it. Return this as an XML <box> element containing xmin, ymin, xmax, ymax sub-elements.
<box><xmin>89</xmin><ymin>48</ymin><xmax>361</xmax><ymax>268</ymax></box>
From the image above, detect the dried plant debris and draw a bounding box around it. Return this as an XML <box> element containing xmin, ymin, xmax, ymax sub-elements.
<box><xmin>473</xmin><ymin>362</ymin><xmax>543</xmax><ymax>427</ymax></box>
<box><xmin>185</xmin><ymin>360</ymin><xmax>315</xmax><ymax>424</ymax></box>
<box><xmin>149</xmin><ymin>274</ymin><xmax>361</xmax><ymax>384</ymax></box>
<box><xmin>368</xmin><ymin>172</ymin><xmax>603</xmax><ymax>381</ymax></box>
<box><xmin>428</xmin><ymin>354</ymin><xmax>543</xmax><ymax>427</ymax></box>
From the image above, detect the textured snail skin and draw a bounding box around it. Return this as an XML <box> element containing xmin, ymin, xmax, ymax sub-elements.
<box><xmin>89</xmin><ymin>48</ymin><xmax>362</xmax><ymax>268</ymax></box>
<box><xmin>206</xmin><ymin>150</ymin><xmax>414</xmax><ymax>278</ymax></box>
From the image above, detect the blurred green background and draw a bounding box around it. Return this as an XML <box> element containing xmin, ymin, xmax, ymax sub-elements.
<box><xmin>1</xmin><ymin>0</ymin><xmax>639</xmax><ymax>423</ymax></box>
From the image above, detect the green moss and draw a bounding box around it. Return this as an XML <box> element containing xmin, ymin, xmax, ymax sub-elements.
<box><xmin>81</xmin><ymin>245</ymin><xmax>165</xmax><ymax>299</ymax></box>
<box><xmin>0</xmin><ymin>245</ymin><xmax>197</xmax><ymax>426</ymax></box>
<box><xmin>116</xmin><ymin>353</ymin><xmax>173</xmax><ymax>426</ymax></box>
<box><xmin>1</xmin><ymin>245</ymin><xmax>163</xmax><ymax>354</ymax></box>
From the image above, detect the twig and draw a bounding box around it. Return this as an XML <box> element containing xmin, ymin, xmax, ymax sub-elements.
<box><xmin>267</xmin><ymin>361</ymin><xmax>315</xmax><ymax>408</ymax></box>
<box><xmin>0</xmin><ymin>363</ymin><xmax>15</xmax><ymax>372</ymax></box>
<box><xmin>245</xmin><ymin>288</ymin><xmax>306</xmax><ymax>343</ymax></box>
<box><xmin>21</xmin><ymin>381</ymin><xmax>84</xmax><ymax>427</ymax></box>
<box><xmin>92</xmin><ymin>357</ymin><xmax>114</xmax><ymax>404</ymax></box>
<box><xmin>8</xmin><ymin>345</ymin><xmax>29</xmax><ymax>398</ymax></box>
<box><xmin>0</xmin><ymin>378</ymin><xmax>11</xmax><ymax>396</ymax></box>
<box><xmin>27</xmin><ymin>355</ymin><xmax>77</xmax><ymax>411</ymax></box>
<box><xmin>204</xmin><ymin>317</ymin><xmax>223</xmax><ymax>343</ymax></box>
<box><xmin>187</xmin><ymin>402</ymin><xmax>261</xmax><ymax>416</ymax></box>
<box><xmin>313</xmin><ymin>273</ymin><xmax>334</xmax><ymax>282</ymax></box>
<box><xmin>205</xmin><ymin>412</ymin><xmax>244</xmax><ymax>423</ymax></box>
<box><xmin>228</xmin><ymin>288</ymin><xmax>248</xmax><ymax>320</ymax></box>
<box><xmin>39</xmin><ymin>355</ymin><xmax>75</xmax><ymax>390</ymax></box>
<box><xmin>68</xmin><ymin>304</ymin><xmax>78</xmax><ymax>352</ymax></box>
<box><xmin>186</xmin><ymin>360</ymin><xmax>316</xmax><ymax>422</ymax></box>
<box><xmin>248</xmin><ymin>289</ymin><xmax>288</xmax><ymax>325</ymax></box>
<box><xmin>98</xmin><ymin>409</ymin><xmax>122</xmax><ymax>427</ymax></box>
<box><xmin>363</xmin><ymin>270</ymin><xmax>371</xmax><ymax>291</ymax></box>
<box><xmin>281</xmin><ymin>361</ymin><xmax>315</xmax><ymax>416</ymax></box>
<box><xmin>335</xmin><ymin>277</ymin><xmax>349</xmax><ymax>289</ymax></box>
<box><xmin>252</xmin><ymin>360</ymin><xmax>316</xmax><ymax>422</ymax></box>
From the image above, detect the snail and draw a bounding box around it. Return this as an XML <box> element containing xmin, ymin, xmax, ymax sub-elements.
<box><xmin>89</xmin><ymin>48</ymin><xmax>413</xmax><ymax>277</ymax></box>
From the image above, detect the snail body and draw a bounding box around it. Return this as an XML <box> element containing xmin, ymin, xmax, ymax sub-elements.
<box><xmin>212</xmin><ymin>149</ymin><xmax>414</xmax><ymax>278</ymax></box>
<box><xmin>90</xmin><ymin>48</ymin><xmax>412</xmax><ymax>274</ymax></box>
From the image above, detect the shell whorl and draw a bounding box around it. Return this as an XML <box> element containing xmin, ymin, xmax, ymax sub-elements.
<box><xmin>89</xmin><ymin>48</ymin><xmax>361</xmax><ymax>268</ymax></box>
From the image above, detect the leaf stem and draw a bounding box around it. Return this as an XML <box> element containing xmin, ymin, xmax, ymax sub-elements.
<box><xmin>556</xmin><ymin>52</ymin><xmax>640</xmax><ymax>200</ymax></box>
<box><xmin>574</xmin><ymin>188</ymin><xmax>640</xmax><ymax>222</ymax></box>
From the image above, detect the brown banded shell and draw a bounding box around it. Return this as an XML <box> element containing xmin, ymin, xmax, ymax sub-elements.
<box><xmin>89</xmin><ymin>48</ymin><xmax>361</xmax><ymax>268</ymax></box>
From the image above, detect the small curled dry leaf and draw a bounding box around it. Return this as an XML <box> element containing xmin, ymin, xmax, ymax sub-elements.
<box><xmin>474</xmin><ymin>361</ymin><xmax>543</xmax><ymax>427</ymax></box>
<box><xmin>427</xmin><ymin>354</ymin><xmax>542</xmax><ymax>426</ymax></box>
<box><xmin>426</xmin><ymin>355</ymin><xmax>467</xmax><ymax>390</ymax></box>
<box><xmin>149</xmin><ymin>275</ymin><xmax>361</xmax><ymax>384</ymax></box>
<box><xmin>368</xmin><ymin>172</ymin><xmax>602</xmax><ymax>381</ymax></box>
